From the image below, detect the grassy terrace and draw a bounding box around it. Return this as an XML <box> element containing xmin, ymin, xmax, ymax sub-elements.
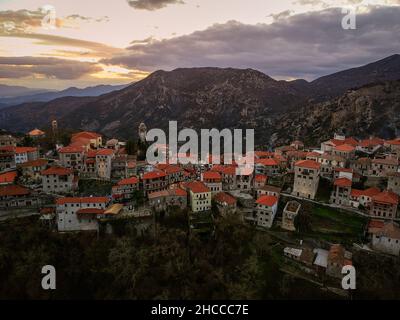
<box><xmin>304</xmin><ymin>205</ymin><xmax>367</xmax><ymax>245</ymax></box>
<box><xmin>78</xmin><ymin>179</ymin><xmax>114</xmax><ymax>197</ymax></box>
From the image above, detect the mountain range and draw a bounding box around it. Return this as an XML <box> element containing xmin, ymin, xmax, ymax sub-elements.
<box><xmin>0</xmin><ymin>54</ymin><xmax>399</xmax><ymax>146</ymax></box>
<box><xmin>0</xmin><ymin>84</ymin><xmax>130</xmax><ymax>107</ymax></box>
<box><xmin>0</xmin><ymin>84</ymin><xmax>51</xmax><ymax>99</ymax></box>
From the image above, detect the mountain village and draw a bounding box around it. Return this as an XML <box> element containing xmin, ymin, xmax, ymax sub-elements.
<box><xmin>1</xmin><ymin>122</ymin><xmax>400</xmax><ymax>291</ymax></box>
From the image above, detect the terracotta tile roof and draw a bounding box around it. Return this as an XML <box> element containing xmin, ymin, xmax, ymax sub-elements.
<box><xmin>86</xmin><ymin>149</ymin><xmax>97</xmax><ymax>158</ymax></box>
<box><xmin>0</xmin><ymin>185</ymin><xmax>30</xmax><ymax>197</ymax></box>
<box><xmin>148</xmin><ymin>190</ymin><xmax>170</xmax><ymax>199</ymax></box>
<box><xmin>214</xmin><ymin>192</ymin><xmax>236</xmax><ymax>206</ymax></box>
<box><xmin>69</xmin><ymin>137</ymin><xmax>91</xmax><ymax>148</ymax></box>
<box><xmin>358</xmin><ymin>138</ymin><xmax>384</xmax><ymax>148</ymax></box>
<box><xmin>203</xmin><ymin>171</ymin><xmax>222</xmax><ymax>181</ymax></box>
<box><xmin>372</xmin><ymin>157</ymin><xmax>398</xmax><ymax>166</ymax></box>
<box><xmin>221</xmin><ymin>165</ymin><xmax>237</xmax><ymax>176</ymax></box>
<box><xmin>117</xmin><ymin>176</ymin><xmax>139</xmax><ymax>186</ymax></box>
<box><xmin>76</xmin><ymin>208</ymin><xmax>105</xmax><ymax>215</ymax></box>
<box><xmin>173</xmin><ymin>187</ymin><xmax>187</xmax><ymax>197</ymax></box>
<box><xmin>334</xmin><ymin>144</ymin><xmax>355</xmax><ymax>152</ymax></box>
<box><xmin>163</xmin><ymin>164</ymin><xmax>183</xmax><ymax>175</ymax></box>
<box><xmin>28</xmin><ymin>128</ymin><xmax>45</xmax><ymax>136</ymax></box>
<box><xmin>259</xmin><ymin>184</ymin><xmax>282</xmax><ymax>194</ymax></box>
<box><xmin>327</xmin><ymin>139</ymin><xmax>346</xmax><ymax>147</ymax></box>
<box><xmin>256</xmin><ymin>158</ymin><xmax>279</xmax><ymax>166</ymax></box>
<box><xmin>59</xmin><ymin>146</ymin><xmax>84</xmax><ymax>153</ymax></box>
<box><xmin>256</xmin><ymin>195</ymin><xmax>278</xmax><ymax>207</ymax></box>
<box><xmin>127</xmin><ymin>161</ymin><xmax>136</xmax><ymax>169</ymax></box>
<box><xmin>386</xmin><ymin>139</ymin><xmax>400</xmax><ymax>146</ymax></box>
<box><xmin>142</xmin><ymin>170</ymin><xmax>166</xmax><ymax>180</ymax></box>
<box><xmin>373</xmin><ymin>222</ymin><xmax>400</xmax><ymax>240</ymax></box>
<box><xmin>0</xmin><ymin>171</ymin><xmax>17</xmax><ymax>184</ymax></box>
<box><xmin>72</xmin><ymin>131</ymin><xmax>101</xmax><ymax>140</ymax></box>
<box><xmin>19</xmin><ymin>159</ymin><xmax>48</xmax><ymax>167</ymax></box>
<box><xmin>320</xmin><ymin>153</ymin><xmax>345</xmax><ymax>162</ymax></box>
<box><xmin>56</xmin><ymin>197</ymin><xmax>109</xmax><ymax>205</ymax></box>
<box><xmin>372</xmin><ymin>190</ymin><xmax>399</xmax><ymax>205</ymax></box>
<box><xmin>254</xmin><ymin>151</ymin><xmax>274</xmax><ymax>158</ymax></box>
<box><xmin>334</xmin><ymin>177</ymin><xmax>352</xmax><ymax>187</ymax></box>
<box><xmin>368</xmin><ymin>219</ymin><xmax>385</xmax><ymax>229</ymax></box>
<box><xmin>343</xmin><ymin>137</ymin><xmax>359</xmax><ymax>147</ymax></box>
<box><xmin>41</xmin><ymin>167</ymin><xmax>73</xmax><ymax>176</ymax></box>
<box><xmin>0</xmin><ymin>146</ymin><xmax>15</xmax><ymax>153</ymax></box>
<box><xmin>255</xmin><ymin>174</ymin><xmax>268</xmax><ymax>182</ymax></box>
<box><xmin>15</xmin><ymin>147</ymin><xmax>37</xmax><ymax>154</ymax></box>
<box><xmin>96</xmin><ymin>149</ymin><xmax>114</xmax><ymax>156</ymax></box>
<box><xmin>295</xmin><ymin>159</ymin><xmax>321</xmax><ymax>170</ymax></box>
<box><xmin>185</xmin><ymin>181</ymin><xmax>210</xmax><ymax>193</ymax></box>
<box><xmin>351</xmin><ymin>187</ymin><xmax>380</xmax><ymax>198</ymax></box>
<box><xmin>306</xmin><ymin>151</ymin><xmax>321</xmax><ymax>157</ymax></box>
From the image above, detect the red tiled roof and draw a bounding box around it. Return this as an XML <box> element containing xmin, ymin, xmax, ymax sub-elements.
<box><xmin>254</xmin><ymin>151</ymin><xmax>274</xmax><ymax>158</ymax></box>
<box><xmin>386</xmin><ymin>139</ymin><xmax>400</xmax><ymax>146</ymax></box>
<box><xmin>351</xmin><ymin>187</ymin><xmax>380</xmax><ymax>198</ymax></box>
<box><xmin>343</xmin><ymin>137</ymin><xmax>359</xmax><ymax>147</ymax></box>
<box><xmin>15</xmin><ymin>147</ymin><xmax>37</xmax><ymax>154</ymax></box>
<box><xmin>327</xmin><ymin>139</ymin><xmax>346</xmax><ymax>147</ymax></box>
<box><xmin>0</xmin><ymin>146</ymin><xmax>15</xmax><ymax>153</ymax></box>
<box><xmin>142</xmin><ymin>170</ymin><xmax>166</xmax><ymax>180</ymax></box>
<box><xmin>306</xmin><ymin>151</ymin><xmax>321</xmax><ymax>157</ymax></box>
<box><xmin>41</xmin><ymin>167</ymin><xmax>73</xmax><ymax>176</ymax></box>
<box><xmin>334</xmin><ymin>144</ymin><xmax>355</xmax><ymax>152</ymax></box>
<box><xmin>372</xmin><ymin>157</ymin><xmax>398</xmax><ymax>166</ymax></box>
<box><xmin>69</xmin><ymin>137</ymin><xmax>91</xmax><ymax>147</ymax></box>
<box><xmin>96</xmin><ymin>149</ymin><xmax>114</xmax><ymax>156</ymax></box>
<box><xmin>295</xmin><ymin>160</ymin><xmax>321</xmax><ymax>170</ymax></box>
<box><xmin>221</xmin><ymin>165</ymin><xmax>236</xmax><ymax>176</ymax></box>
<box><xmin>76</xmin><ymin>208</ymin><xmax>105</xmax><ymax>215</ymax></box>
<box><xmin>72</xmin><ymin>131</ymin><xmax>101</xmax><ymax>140</ymax></box>
<box><xmin>255</xmin><ymin>174</ymin><xmax>268</xmax><ymax>182</ymax></box>
<box><xmin>86</xmin><ymin>149</ymin><xmax>97</xmax><ymax>158</ymax></box>
<box><xmin>256</xmin><ymin>158</ymin><xmax>279</xmax><ymax>166</ymax></box>
<box><xmin>0</xmin><ymin>171</ymin><xmax>17</xmax><ymax>184</ymax></box>
<box><xmin>59</xmin><ymin>146</ymin><xmax>84</xmax><ymax>153</ymax></box>
<box><xmin>117</xmin><ymin>176</ymin><xmax>139</xmax><ymax>186</ymax></box>
<box><xmin>373</xmin><ymin>190</ymin><xmax>399</xmax><ymax>205</ymax></box>
<box><xmin>203</xmin><ymin>171</ymin><xmax>222</xmax><ymax>181</ymax></box>
<box><xmin>19</xmin><ymin>159</ymin><xmax>48</xmax><ymax>167</ymax></box>
<box><xmin>185</xmin><ymin>181</ymin><xmax>210</xmax><ymax>193</ymax></box>
<box><xmin>56</xmin><ymin>197</ymin><xmax>109</xmax><ymax>205</ymax></box>
<box><xmin>28</xmin><ymin>129</ymin><xmax>45</xmax><ymax>136</ymax></box>
<box><xmin>256</xmin><ymin>195</ymin><xmax>278</xmax><ymax>207</ymax></box>
<box><xmin>368</xmin><ymin>219</ymin><xmax>385</xmax><ymax>230</ymax></box>
<box><xmin>127</xmin><ymin>161</ymin><xmax>136</xmax><ymax>169</ymax></box>
<box><xmin>0</xmin><ymin>185</ymin><xmax>30</xmax><ymax>196</ymax></box>
<box><xmin>173</xmin><ymin>188</ymin><xmax>187</xmax><ymax>197</ymax></box>
<box><xmin>163</xmin><ymin>164</ymin><xmax>182</xmax><ymax>175</ymax></box>
<box><xmin>359</xmin><ymin>138</ymin><xmax>384</xmax><ymax>148</ymax></box>
<box><xmin>214</xmin><ymin>192</ymin><xmax>236</xmax><ymax>205</ymax></box>
<box><xmin>372</xmin><ymin>222</ymin><xmax>400</xmax><ymax>240</ymax></box>
<box><xmin>334</xmin><ymin>177</ymin><xmax>352</xmax><ymax>187</ymax></box>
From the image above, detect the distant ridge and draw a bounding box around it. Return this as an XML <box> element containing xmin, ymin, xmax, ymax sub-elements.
<box><xmin>0</xmin><ymin>83</ymin><xmax>130</xmax><ymax>107</ymax></box>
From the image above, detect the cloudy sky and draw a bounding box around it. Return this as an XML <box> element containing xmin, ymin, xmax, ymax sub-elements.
<box><xmin>0</xmin><ymin>0</ymin><xmax>399</xmax><ymax>89</ymax></box>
